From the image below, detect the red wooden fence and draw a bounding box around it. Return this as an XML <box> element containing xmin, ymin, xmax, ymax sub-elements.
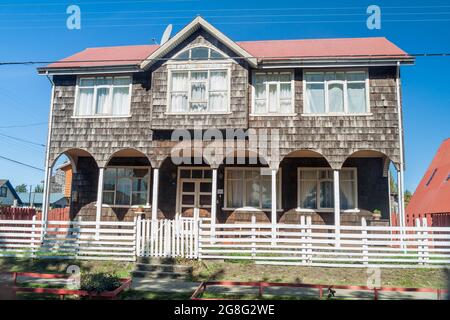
<box><xmin>0</xmin><ymin>207</ymin><xmax>70</xmax><ymax>221</ymax></box>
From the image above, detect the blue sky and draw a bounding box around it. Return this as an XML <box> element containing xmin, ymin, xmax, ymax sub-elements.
<box><xmin>0</xmin><ymin>0</ymin><xmax>449</xmax><ymax>192</ymax></box>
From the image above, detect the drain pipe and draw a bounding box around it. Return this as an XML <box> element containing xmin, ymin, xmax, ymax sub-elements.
<box><xmin>396</xmin><ymin>61</ymin><xmax>406</xmax><ymax>247</ymax></box>
<box><xmin>41</xmin><ymin>73</ymin><xmax>55</xmax><ymax>229</ymax></box>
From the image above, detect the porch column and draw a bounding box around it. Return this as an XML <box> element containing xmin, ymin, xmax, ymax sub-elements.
<box><xmin>271</xmin><ymin>168</ymin><xmax>278</xmax><ymax>243</ymax></box>
<box><xmin>333</xmin><ymin>169</ymin><xmax>341</xmax><ymax>247</ymax></box>
<box><xmin>151</xmin><ymin>168</ymin><xmax>159</xmax><ymax>221</ymax></box>
<box><xmin>41</xmin><ymin>166</ymin><xmax>52</xmax><ymax>225</ymax></box>
<box><xmin>95</xmin><ymin>167</ymin><xmax>104</xmax><ymax>239</ymax></box>
<box><xmin>211</xmin><ymin>168</ymin><xmax>218</xmax><ymax>238</ymax></box>
<box><xmin>397</xmin><ymin>169</ymin><xmax>405</xmax><ymax>228</ymax></box>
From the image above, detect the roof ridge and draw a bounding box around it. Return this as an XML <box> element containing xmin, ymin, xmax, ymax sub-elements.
<box><xmin>237</xmin><ymin>37</ymin><xmax>388</xmax><ymax>43</ymax></box>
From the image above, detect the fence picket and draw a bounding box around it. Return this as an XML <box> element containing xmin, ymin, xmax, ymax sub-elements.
<box><xmin>362</xmin><ymin>218</ymin><xmax>369</xmax><ymax>265</ymax></box>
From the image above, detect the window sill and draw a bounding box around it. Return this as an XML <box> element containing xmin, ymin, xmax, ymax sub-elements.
<box><xmin>164</xmin><ymin>112</ymin><xmax>232</xmax><ymax>116</ymax></box>
<box><xmin>222</xmin><ymin>207</ymin><xmax>284</xmax><ymax>212</ymax></box>
<box><xmin>249</xmin><ymin>113</ymin><xmax>297</xmax><ymax>117</ymax></box>
<box><xmin>71</xmin><ymin>115</ymin><xmax>132</xmax><ymax>119</ymax></box>
<box><xmin>300</xmin><ymin>113</ymin><xmax>372</xmax><ymax>117</ymax></box>
<box><xmin>294</xmin><ymin>208</ymin><xmax>360</xmax><ymax>213</ymax></box>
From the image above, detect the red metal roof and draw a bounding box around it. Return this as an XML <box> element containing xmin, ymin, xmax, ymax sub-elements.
<box><xmin>237</xmin><ymin>37</ymin><xmax>408</xmax><ymax>60</ymax></box>
<box><xmin>43</xmin><ymin>37</ymin><xmax>409</xmax><ymax>70</ymax></box>
<box><xmin>45</xmin><ymin>45</ymin><xmax>159</xmax><ymax>68</ymax></box>
<box><xmin>407</xmin><ymin>138</ymin><xmax>450</xmax><ymax>216</ymax></box>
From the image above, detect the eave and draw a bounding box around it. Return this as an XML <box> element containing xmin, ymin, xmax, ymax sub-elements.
<box><xmin>37</xmin><ymin>65</ymin><xmax>143</xmax><ymax>76</ymax></box>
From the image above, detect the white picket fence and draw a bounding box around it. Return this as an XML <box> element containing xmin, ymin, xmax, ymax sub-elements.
<box><xmin>198</xmin><ymin>217</ymin><xmax>450</xmax><ymax>268</ymax></box>
<box><xmin>2</xmin><ymin>215</ymin><xmax>450</xmax><ymax>268</ymax></box>
<box><xmin>0</xmin><ymin>217</ymin><xmax>136</xmax><ymax>261</ymax></box>
<box><xmin>135</xmin><ymin>216</ymin><xmax>200</xmax><ymax>259</ymax></box>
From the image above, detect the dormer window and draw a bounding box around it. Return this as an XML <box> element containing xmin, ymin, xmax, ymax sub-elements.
<box><xmin>175</xmin><ymin>46</ymin><xmax>225</xmax><ymax>61</ymax></box>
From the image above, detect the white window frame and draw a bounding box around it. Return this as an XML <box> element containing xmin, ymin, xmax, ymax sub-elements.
<box><xmin>302</xmin><ymin>69</ymin><xmax>371</xmax><ymax>116</ymax></box>
<box><xmin>102</xmin><ymin>166</ymin><xmax>151</xmax><ymax>208</ymax></box>
<box><xmin>73</xmin><ymin>75</ymin><xmax>132</xmax><ymax>118</ymax></box>
<box><xmin>223</xmin><ymin>167</ymin><xmax>282</xmax><ymax>211</ymax></box>
<box><xmin>166</xmin><ymin>67</ymin><xmax>231</xmax><ymax>114</ymax></box>
<box><xmin>251</xmin><ymin>71</ymin><xmax>295</xmax><ymax>116</ymax></box>
<box><xmin>296</xmin><ymin>167</ymin><xmax>359</xmax><ymax>212</ymax></box>
<box><xmin>173</xmin><ymin>46</ymin><xmax>227</xmax><ymax>61</ymax></box>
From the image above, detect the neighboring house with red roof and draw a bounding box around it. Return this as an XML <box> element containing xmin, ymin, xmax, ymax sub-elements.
<box><xmin>37</xmin><ymin>17</ymin><xmax>413</xmax><ymax>229</ymax></box>
<box><xmin>406</xmin><ymin>139</ymin><xmax>450</xmax><ymax>226</ymax></box>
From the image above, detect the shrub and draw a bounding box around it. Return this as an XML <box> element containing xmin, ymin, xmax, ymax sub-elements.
<box><xmin>80</xmin><ymin>273</ymin><xmax>122</xmax><ymax>293</ymax></box>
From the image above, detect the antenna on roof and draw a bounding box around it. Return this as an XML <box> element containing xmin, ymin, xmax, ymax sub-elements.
<box><xmin>160</xmin><ymin>24</ymin><xmax>173</xmax><ymax>45</ymax></box>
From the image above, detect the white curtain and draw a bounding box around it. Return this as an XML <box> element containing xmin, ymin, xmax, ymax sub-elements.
<box><xmin>209</xmin><ymin>92</ymin><xmax>227</xmax><ymax>112</ymax></box>
<box><xmin>328</xmin><ymin>83</ymin><xmax>344</xmax><ymax>113</ymax></box>
<box><xmin>347</xmin><ymin>83</ymin><xmax>366</xmax><ymax>113</ymax></box>
<box><xmin>246</xmin><ymin>179</ymin><xmax>260</xmax><ymax>207</ymax></box>
<box><xmin>171</xmin><ymin>72</ymin><xmax>188</xmax><ymax>112</ymax></box>
<box><xmin>306</xmin><ymin>83</ymin><xmax>325</xmax><ymax>113</ymax></box>
<box><xmin>279</xmin><ymin>83</ymin><xmax>292</xmax><ymax>113</ymax></box>
<box><xmin>209</xmin><ymin>71</ymin><xmax>227</xmax><ymax>91</ymax></box>
<box><xmin>340</xmin><ymin>181</ymin><xmax>355</xmax><ymax>209</ymax></box>
<box><xmin>76</xmin><ymin>88</ymin><xmax>94</xmax><ymax>116</ymax></box>
<box><xmin>227</xmin><ymin>179</ymin><xmax>243</xmax><ymax>207</ymax></box>
<box><xmin>260</xmin><ymin>179</ymin><xmax>271</xmax><ymax>209</ymax></box>
<box><xmin>95</xmin><ymin>87</ymin><xmax>110</xmax><ymax>114</ymax></box>
<box><xmin>112</xmin><ymin>87</ymin><xmax>130</xmax><ymax>115</ymax></box>
<box><xmin>268</xmin><ymin>84</ymin><xmax>278</xmax><ymax>113</ymax></box>
<box><xmin>300</xmin><ymin>180</ymin><xmax>317</xmax><ymax>209</ymax></box>
<box><xmin>319</xmin><ymin>181</ymin><xmax>333</xmax><ymax>208</ymax></box>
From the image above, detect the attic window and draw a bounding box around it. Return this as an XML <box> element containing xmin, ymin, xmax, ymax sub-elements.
<box><xmin>426</xmin><ymin>168</ymin><xmax>437</xmax><ymax>187</ymax></box>
<box><xmin>175</xmin><ymin>47</ymin><xmax>225</xmax><ymax>61</ymax></box>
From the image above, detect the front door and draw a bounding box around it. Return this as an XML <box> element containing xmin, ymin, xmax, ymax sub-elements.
<box><xmin>178</xmin><ymin>168</ymin><xmax>212</xmax><ymax>217</ymax></box>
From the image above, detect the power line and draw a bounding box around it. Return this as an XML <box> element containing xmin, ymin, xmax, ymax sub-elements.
<box><xmin>0</xmin><ymin>132</ymin><xmax>45</xmax><ymax>147</ymax></box>
<box><xmin>0</xmin><ymin>0</ymin><xmax>192</xmax><ymax>7</ymax></box>
<box><xmin>0</xmin><ymin>155</ymin><xmax>44</xmax><ymax>172</ymax></box>
<box><xmin>0</xmin><ymin>122</ymin><xmax>47</xmax><ymax>128</ymax></box>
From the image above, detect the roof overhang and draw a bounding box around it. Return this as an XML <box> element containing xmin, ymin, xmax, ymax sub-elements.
<box><xmin>258</xmin><ymin>57</ymin><xmax>415</xmax><ymax>68</ymax></box>
<box><xmin>37</xmin><ymin>65</ymin><xmax>143</xmax><ymax>76</ymax></box>
<box><xmin>140</xmin><ymin>16</ymin><xmax>258</xmax><ymax>69</ymax></box>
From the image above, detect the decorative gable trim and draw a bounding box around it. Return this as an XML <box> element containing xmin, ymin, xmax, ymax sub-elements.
<box><xmin>140</xmin><ymin>16</ymin><xmax>257</xmax><ymax>69</ymax></box>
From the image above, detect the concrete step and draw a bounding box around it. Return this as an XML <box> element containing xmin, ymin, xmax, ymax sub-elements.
<box><xmin>131</xmin><ymin>270</ymin><xmax>191</xmax><ymax>280</ymax></box>
<box><xmin>135</xmin><ymin>263</ymin><xmax>192</xmax><ymax>273</ymax></box>
<box><xmin>137</xmin><ymin>257</ymin><xmax>176</xmax><ymax>264</ymax></box>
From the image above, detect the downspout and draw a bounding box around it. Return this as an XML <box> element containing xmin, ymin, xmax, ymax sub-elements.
<box><xmin>396</xmin><ymin>62</ymin><xmax>406</xmax><ymax>230</ymax></box>
<box><xmin>41</xmin><ymin>73</ymin><xmax>55</xmax><ymax>226</ymax></box>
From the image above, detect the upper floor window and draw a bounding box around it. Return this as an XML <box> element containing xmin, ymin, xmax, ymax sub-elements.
<box><xmin>75</xmin><ymin>76</ymin><xmax>131</xmax><ymax>117</ymax></box>
<box><xmin>252</xmin><ymin>72</ymin><xmax>294</xmax><ymax>114</ymax></box>
<box><xmin>169</xmin><ymin>69</ymin><xmax>229</xmax><ymax>113</ymax></box>
<box><xmin>175</xmin><ymin>46</ymin><xmax>226</xmax><ymax>61</ymax></box>
<box><xmin>304</xmin><ymin>71</ymin><xmax>369</xmax><ymax>115</ymax></box>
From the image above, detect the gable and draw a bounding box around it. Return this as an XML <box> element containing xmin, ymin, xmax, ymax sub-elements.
<box><xmin>140</xmin><ymin>16</ymin><xmax>257</xmax><ymax>69</ymax></box>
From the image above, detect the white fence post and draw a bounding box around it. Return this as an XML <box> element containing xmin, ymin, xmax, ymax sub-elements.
<box><xmin>306</xmin><ymin>216</ymin><xmax>312</xmax><ymax>264</ymax></box>
<box><xmin>31</xmin><ymin>215</ymin><xmax>37</xmax><ymax>258</ymax></box>
<box><xmin>300</xmin><ymin>216</ymin><xmax>306</xmax><ymax>265</ymax></box>
<box><xmin>416</xmin><ymin>218</ymin><xmax>423</xmax><ymax>264</ymax></box>
<box><xmin>251</xmin><ymin>214</ymin><xmax>256</xmax><ymax>258</ymax></box>
<box><xmin>135</xmin><ymin>215</ymin><xmax>141</xmax><ymax>257</ymax></box>
<box><xmin>361</xmin><ymin>217</ymin><xmax>368</xmax><ymax>265</ymax></box>
<box><xmin>422</xmin><ymin>217</ymin><xmax>429</xmax><ymax>264</ymax></box>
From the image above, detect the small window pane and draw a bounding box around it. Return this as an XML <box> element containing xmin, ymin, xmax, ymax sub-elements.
<box><xmin>103</xmin><ymin>169</ymin><xmax>116</xmax><ymax>191</ymax></box>
<box><xmin>132</xmin><ymin>178</ymin><xmax>147</xmax><ymax>193</ymax></box>
<box><xmin>306</xmin><ymin>73</ymin><xmax>324</xmax><ymax>82</ymax></box>
<box><xmin>180</xmin><ymin>170</ymin><xmax>191</xmax><ymax>178</ymax></box>
<box><xmin>210</xmin><ymin>49</ymin><xmax>224</xmax><ymax>59</ymax></box>
<box><xmin>103</xmin><ymin>191</ymin><xmax>115</xmax><ymax>205</ymax></box>
<box><xmin>280</xmin><ymin>83</ymin><xmax>291</xmax><ymax>99</ymax></box>
<box><xmin>96</xmin><ymin>77</ymin><xmax>112</xmax><ymax>86</ymax></box>
<box><xmin>347</xmin><ymin>83</ymin><xmax>366</xmax><ymax>113</ymax></box>
<box><xmin>246</xmin><ymin>180</ymin><xmax>260</xmax><ymax>207</ymax></box>
<box><xmin>306</xmin><ymin>83</ymin><xmax>325</xmax><ymax>113</ymax></box>
<box><xmin>300</xmin><ymin>180</ymin><xmax>317</xmax><ymax>209</ymax></box>
<box><xmin>76</xmin><ymin>88</ymin><xmax>94</xmax><ymax>116</ymax></box>
<box><xmin>177</xmin><ymin>51</ymin><xmax>189</xmax><ymax>60</ymax></box>
<box><xmin>116</xmin><ymin>177</ymin><xmax>131</xmax><ymax>205</ymax></box>
<box><xmin>95</xmin><ymin>87</ymin><xmax>110</xmax><ymax>114</ymax></box>
<box><xmin>191</xmin><ymin>71</ymin><xmax>208</xmax><ymax>81</ymax></box>
<box><xmin>192</xmin><ymin>170</ymin><xmax>202</xmax><ymax>178</ymax></box>
<box><xmin>79</xmin><ymin>78</ymin><xmax>94</xmax><ymax>87</ymax></box>
<box><xmin>191</xmin><ymin>47</ymin><xmax>209</xmax><ymax>60</ymax></box>
<box><xmin>279</xmin><ymin>73</ymin><xmax>291</xmax><ymax>82</ymax></box>
<box><xmin>113</xmin><ymin>77</ymin><xmax>130</xmax><ymax>86</ymax></box>
<box><xmin>182</xmin><ymin>182</ymin><xmax>195</xmax><ymax>192</ymax></box>
<box><xmin>227</xmin><ymin>179</ymin><xmax>243</xmax><ymax>207</ymax></box>
<box><xmin>319</xmin><ymin>181</ymin><xmax>334</xmax><ymax>208</ymax></box>
<box><xmin>328</xmin><ymin>83</ymin><xmax>344</xmax><ymax>113</ymax></box>
<box><xmin>191</xmin><ymin>83</ymin><xmax>206</xmax><ymax>101</ymax></box>
<box><xmin>190</xmin><ymin>103</ymin><xmax>207</xmax><ymax>112</ymax></box>
<box><xmin>132</xmin><ymin>193</ymin><xmax>147</xmax><ymax>205</ymax></box>
<box><xmin>300</xmin><ymin>170</ymin><xmax>316</xmax><ymax>180</ymax></box>
<box><xmin>347</xmin><ymin>72</ymin><xmax>366</xmax><ymax>82</ymax></box>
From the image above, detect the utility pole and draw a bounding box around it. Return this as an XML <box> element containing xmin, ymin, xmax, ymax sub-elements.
<box><xmin>28</xmin><ymin>185</ymin><xmax>32</xmax><ymax>208</ymax></box>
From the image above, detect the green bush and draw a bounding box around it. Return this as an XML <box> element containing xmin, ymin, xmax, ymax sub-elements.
<box><xmin>80</xmin><ymin>273</ymin><xmax>122</xmax><ymax>293</ymax></box>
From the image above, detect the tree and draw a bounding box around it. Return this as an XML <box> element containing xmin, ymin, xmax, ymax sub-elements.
<box><xmin>34</xmin><ymin>184</ymin><xmax>44</xmax><ymax>193</ymax></box>
<box><xmin>404</xmin><ymin>190</ymin><xmax>413</xmax><ymax>207</ymax></box>
<box><xmin>15</xmin><ymin>184</ymin><xmax>28</xmax><ymax>193</ymax></box>
<box><xmin>389</xmin><ymin>174</ymin><xmax>397</xmax><ymax>193</ymax></box>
